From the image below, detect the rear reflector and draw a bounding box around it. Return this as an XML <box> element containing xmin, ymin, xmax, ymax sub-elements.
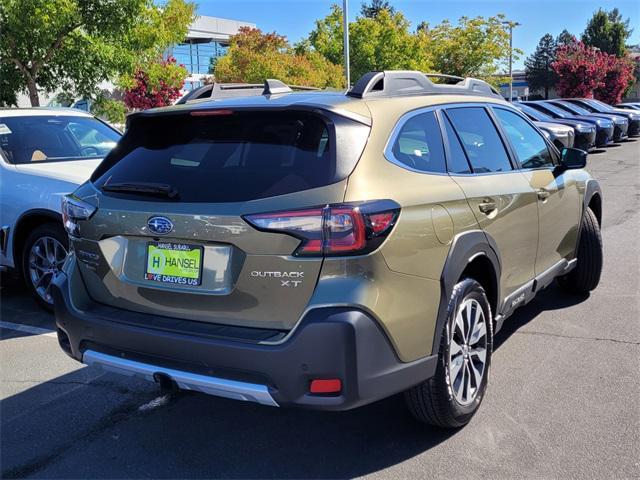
<box><xmin>310</xmin><ymin>379</ymin><xmax>342</xmax><ymax>394</ymax></box>
<box><xmin>244</xmin><ymin>201</ymin><xmax>399</xmax><ymax>257</ymax></box>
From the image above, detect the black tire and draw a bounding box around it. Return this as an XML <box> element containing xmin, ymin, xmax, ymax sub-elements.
<box><xmin>21</xmin><ymin>222</ymin><xmax>69</xmax><ymax>311</ymax></box>
<box><xmin>405</xmin><ymin>278</ymin><xmax>493</xmax><ymax>428</ymax></box>
<box><xmin>557</xmin><ymin>208</ymin><xmax>602</xmax><ymax>293</ymax></box>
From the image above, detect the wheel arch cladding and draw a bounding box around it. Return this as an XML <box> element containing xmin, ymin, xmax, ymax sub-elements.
<box><xmin>431</xmin><ymin>230</ymin><xmax>501</xmax><ymax>356</ymax></box>
<box><xmin>587</xmin><ymin>192</ymin><xmax>602</xmax><ymax>227</ymax></box>
<box><xmin>584</xmin><ymin>180</ymin><xmax>602</xmax><ymax>223</ymax></box>
<box><xmin>12</xmin><ymin>209</ymin><xmax>63</xmax><ymax>265</ymax></box>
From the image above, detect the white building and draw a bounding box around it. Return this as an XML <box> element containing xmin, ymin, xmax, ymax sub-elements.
<box><xmin>166</xmin><ymin>15</ymin><xmax>255</xmax><ymax>91</ymax></box>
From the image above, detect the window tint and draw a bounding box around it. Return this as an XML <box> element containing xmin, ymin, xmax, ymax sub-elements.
<box><xmin>442</xmin><ymin>116</ymin><xmax>471</xmax><ymax>174</ymax></box>
<box><xmin>557</xmin><ymin>101</ymin><xmax>590</xmax><ymax>115</ymax></box>
<box><xmin>515</xmin><ymin>103</ymin><xmax>551</xmax><ymax>122</ymax></box>
<box><xmin>446</xmin><ymin>107</ymin><xmax>512</xmax><ymax>173</ymax></box>
<box><xmin>390</xmin><ymin>111</ymin><xmax>446</xmax><ymax>173</ymax></box>
<box><xmin>93</xmin><ymin>111</ymin><xmax>368</xmax><ymax>203</ymax></box>
<box><xmin>531</xmin><ymin>102</ymin><xmax>570</xmax><ymax>119</ymax></box>
<box><xmin>494</xmin><ymin>109</ymin><xmax>554</xmax><ymax>169</ymax></box>
<box><xmin>0</xmin><ymin>115</ymin><xmax>120</xmax><ymax>164</ymax></box>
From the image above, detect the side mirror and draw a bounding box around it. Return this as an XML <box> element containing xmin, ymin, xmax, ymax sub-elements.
<box><xmin>560</xmin><ymin>147</ymin><xmax>587</xmax><ymax>169</ymax></box>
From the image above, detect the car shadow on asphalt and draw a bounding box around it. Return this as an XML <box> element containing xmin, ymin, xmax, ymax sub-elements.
<box><xmin>1</xmin><ymin>367</ymin><xmax>458</xmax><ymax>479</ymax></box>
<box><xmin>0</xmin><ymin>273</ymin><xmax>55</xmax><ymax>341</ymax></box>
<box><xmin>493</xmin><ymin>282</ymin><xmax>589</xmax><ymax>350</ymax></box>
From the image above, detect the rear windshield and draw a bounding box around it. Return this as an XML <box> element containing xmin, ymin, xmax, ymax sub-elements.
<box><xmin>92</xmin><ymin>110</ymin><xmax>367</xmax><ymax>203</ymax></box>
<box><xmin>0</xmin><ymin>115</ymin><xmax>120</xmax><ymax>165</ymax></box>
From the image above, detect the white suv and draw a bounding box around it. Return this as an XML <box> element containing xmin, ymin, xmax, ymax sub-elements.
<box><xmin>0</xmin><ymin>108</ymin><xmax>121</xmax><ymax>308</ymax></box>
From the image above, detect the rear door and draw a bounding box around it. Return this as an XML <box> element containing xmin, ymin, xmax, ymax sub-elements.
<box><xmin>442</xmin><ymin>106</ymin><xmax>539</xmax><ymax>300</ymax></box>
<box><xmin>72</xmin><ymin>109</ymin><xmax>370</xmax><ymax>331</ymax></box>
<box><xmin>491</xmin><ymin>106</ymin><xmax>581</xmax><ymax>275</ymax></box>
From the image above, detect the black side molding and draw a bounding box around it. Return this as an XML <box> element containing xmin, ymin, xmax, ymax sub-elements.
<box><xmin>431</xmin><ymin>230</ymin><xmax>501</xmax><ymax>355</ymax></box>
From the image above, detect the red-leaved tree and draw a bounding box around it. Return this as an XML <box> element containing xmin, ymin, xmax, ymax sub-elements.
<box><xmin>594</xmin><ymin>53</ymin><xmax>635</xmax><ymax>104</ymax></box>
<box><xmin>552</xmin><ymin>40</ymin><xmax>636</xmax><ymax>104</ymax></box>
<box><xmin>124</xmin><ymin>57</ymin><xmax>187</xmax><ymax>110</ymax></box>
<box><xmin>552</xmin><ymin>41</ymin><xmax>605</xmax><ymax>98</ymax></box>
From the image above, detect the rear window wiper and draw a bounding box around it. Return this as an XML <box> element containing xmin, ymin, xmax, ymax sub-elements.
<box><xmin>101</xmin><ymin>182</ymin><xmax>179</xmax><ymax>199</ymax></box>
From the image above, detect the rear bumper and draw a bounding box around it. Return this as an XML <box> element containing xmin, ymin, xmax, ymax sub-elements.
<box><xmin>52</xmin><ymin>271</ymin><xmax>436</xmax><ymax>411</ymax></box>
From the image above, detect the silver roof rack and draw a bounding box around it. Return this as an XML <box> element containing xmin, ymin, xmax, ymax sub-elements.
<box><xmin>346</xmin><ymin>70</ymin><xmax>502</xmax><ymax>100</ymax></box>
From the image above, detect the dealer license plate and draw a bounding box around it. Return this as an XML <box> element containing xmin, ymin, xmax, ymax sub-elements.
<box><xmin>145</xmin><ymin>242</ymin><xmax>203</xmax><ymax>286</ymax></box>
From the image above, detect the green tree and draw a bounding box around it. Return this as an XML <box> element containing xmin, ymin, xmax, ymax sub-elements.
<box><xmin>0</xmin><ymin>0</ymin><xmax>194</xmax><ymax>107</ymax></box>
<box><xmin>360</xmin><ymin>0</ymin><xmax>395</xmax><ymax>18</ymax></box>
<box><xmin>525</xmin><ymin>33</ymin><xmax>558</xmax><ymax>99</ymax></box>
<box><xmin>426</xmin><ymin>15</ymin><xmax>519</xmax><ymax>81</ymax></box>
<box><xmin>307</xmin><ymin>5</ymin><xmax>432</xmax><ymax>82</ymax></box>
<box><xmin>214</xmin><ymin>27</ymin><xmax>344</xmax><ymax>88</ymax></box>
<box><xmin>582</xmin><ymin>8</ymin><xmax>633</xmax><ymax>57</ymax></box>
<box><xmin>557</xmin><ymin>29</ymin><xmax>575</xmax><ymax>46</ymax></box>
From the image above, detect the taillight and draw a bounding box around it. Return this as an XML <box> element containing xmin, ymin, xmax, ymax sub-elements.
<box><xmin>244</xmin><ymin>201</ymin><xmax>399</xmax><ymax>257</ymax></box>
<box><xmin>61</xmin><ymin>195</ymin><xmax>97</xmax><ymax>237</ymax></box>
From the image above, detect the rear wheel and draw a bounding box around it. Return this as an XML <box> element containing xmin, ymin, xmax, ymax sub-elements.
<box><xmin>557</xmin><ymin>208</ymin><xmax>602</xmax><ymax>293</ymax></box>
<box><xmin>405</xmin><ymin>278</ymin><xmax>493</xmax><ymax>428</ymax></box>
<box><xmin>21</xmin><ymin>223</ymin><xmax>69</xmax><ymax>310</ymax></box>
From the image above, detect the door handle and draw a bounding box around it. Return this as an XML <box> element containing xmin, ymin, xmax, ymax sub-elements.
<box><xmin>478</xmin><ymin>199</ymin><xmax>497</xmax><ymax>214</ymax></box>
<box><xmin>537</xmin><ymin>189</ymin><xmax>550</xmax><ymax>201</ymax></box>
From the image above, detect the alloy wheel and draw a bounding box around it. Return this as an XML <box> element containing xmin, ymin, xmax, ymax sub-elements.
<box><xmin>28</xmin><ymin>236</ymin><xmax>67</xmax><ymax>305</ymax></box>
<box><xmin>448</xmin><ymin>298</ymin><xmax>488</xmax><ymax>406</ymax></box>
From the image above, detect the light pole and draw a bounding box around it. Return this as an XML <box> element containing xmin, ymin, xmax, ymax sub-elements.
<box><xmin>343</xmin><ymin>0</ymin><xmax>350</xmax><ymax>88</ymax></box>
<box><xmin>502</xmin><ymin>20</ymin><xmax>521</xmax><ymax>102</ymax></box>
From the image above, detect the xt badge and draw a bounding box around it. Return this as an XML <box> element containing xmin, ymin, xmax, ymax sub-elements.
<box><xmin>251</xmin><ymin>271</ymin><xmax>304</xmax><ymax>288</ymax></box>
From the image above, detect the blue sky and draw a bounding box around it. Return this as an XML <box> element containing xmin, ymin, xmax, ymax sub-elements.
<box><xmin>196</xmin><ymin>0</ymin><xmax>639</xmax><ymax>70</ymax></box>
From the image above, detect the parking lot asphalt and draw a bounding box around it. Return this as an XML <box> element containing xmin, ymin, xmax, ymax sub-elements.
<box><xmin>1</xmin><ymin>141</ymin><xmax>639</xmax><ymax>480</ymax></box>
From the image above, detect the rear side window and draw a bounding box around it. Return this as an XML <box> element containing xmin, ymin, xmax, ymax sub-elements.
<box><xmin>389</xmin><ymin>111</ymin><xmax>446</xmax><ymax>173</ymax></box>
<box><xmin>494</xmin><ymin>108</ymin><xmax>554</xmax><ymax>169</ymax></box>
<box><xmin>446</xmin><ymin>107</ymin><xmax>512</xmax><ymax>173</ymax></box>
<box><xmin>93</xmin><ymin>111</ymin><xmax>368</xmax><ymax>203</ymax></box>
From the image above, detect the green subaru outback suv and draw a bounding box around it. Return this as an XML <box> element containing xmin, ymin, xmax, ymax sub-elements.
<box><xmin>53</xmin><ymin>71</ymin><xmax>603</xmax><ymax>428</ymax></box>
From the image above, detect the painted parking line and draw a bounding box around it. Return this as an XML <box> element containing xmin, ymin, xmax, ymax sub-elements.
<box><xmin>0</xmin><ymin>321</ymin><xmax>57</xmax><ymax>338</ymax></box>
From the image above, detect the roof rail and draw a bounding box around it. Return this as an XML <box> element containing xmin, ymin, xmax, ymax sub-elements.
<box><xmin>346</xmin><ymin>71</ymin><xmax>502</xmax><ymax>99</ymax></box>
<box><xmin>176</xmin><ymin>80</ymin><xmax>320</xmax><ymax>104</ymax></box>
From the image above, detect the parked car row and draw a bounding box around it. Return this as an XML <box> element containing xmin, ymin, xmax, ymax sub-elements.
<box><xmin>615</xmin><ymin>102</ymin><xmax>640</xmax><ymax>111</ymax></box>
<box><xmin>515</xmin><ymin>98</ymin><xmax>640</xmax><ymax>151</ymax></box>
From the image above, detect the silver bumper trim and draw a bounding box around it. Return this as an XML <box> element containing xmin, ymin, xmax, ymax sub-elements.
<box><xmin>83</xmin><ymin>350</ymin><xmax>279</xmax><ymax>407</ymax></box>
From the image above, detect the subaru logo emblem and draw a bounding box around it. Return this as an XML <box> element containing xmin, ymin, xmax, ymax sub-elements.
<box><xmin>147</xmin><ymin>216</ymin><xmax>173</xmax><ymax>235</ymax></box>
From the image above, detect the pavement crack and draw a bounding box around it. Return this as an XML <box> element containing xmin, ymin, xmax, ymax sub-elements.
<box><xmin>1</xmin><ymin>391</ymin><xmax>183</xmax><ymax>479</ymax></box>
<box><xmin>515</xmin><ymin>330</ymin><xmax>639</xmax><ymax>345</ymax></box>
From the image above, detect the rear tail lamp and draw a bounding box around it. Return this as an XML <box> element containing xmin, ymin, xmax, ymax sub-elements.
<box><xmin>61</xmin><ymin>195</ymin><xmax>96</xmax><ymax>237</ymax></box>
<box><xmin>244</xmin><ymin>201</ymin><xmax>399</xmax><ymax>257</ymax></box>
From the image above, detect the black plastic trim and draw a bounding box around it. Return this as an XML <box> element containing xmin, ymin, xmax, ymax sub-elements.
<box><xmin>574</xmin><ymin>179</ymin><xmax>603</xmax><ymax>257</ymax></box>
<box><xmin>52</xmin><ymin>271</ymin><xmax>437</xmax><ymax>411</ymax></box>
<box><xmin>431</xmin><ymin>230</ymin><xmax>501</xmax><ymax>355</ymax></box>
